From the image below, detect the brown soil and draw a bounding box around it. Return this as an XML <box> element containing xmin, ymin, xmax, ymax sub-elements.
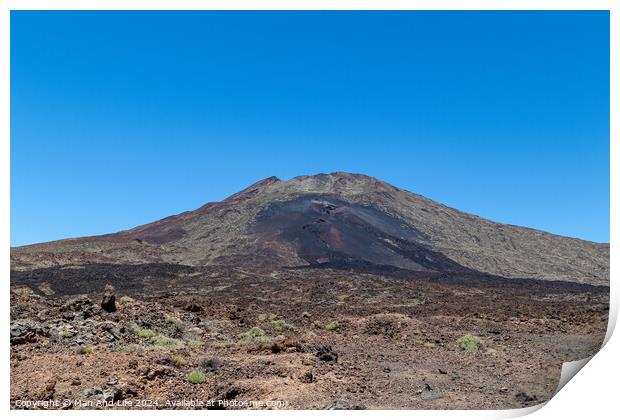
<box><xmin>10</xmin><ymin>267</ymin><xmax>608</xmax><ymax>410</ymax></box>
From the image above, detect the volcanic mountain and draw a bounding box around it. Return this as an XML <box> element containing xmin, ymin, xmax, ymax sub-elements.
<box><xmin>11</xmin><ymin>172</ymin><xmax>609</xmax><ymax>286</ymax></box>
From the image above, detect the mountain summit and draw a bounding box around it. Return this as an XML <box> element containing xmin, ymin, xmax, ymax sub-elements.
<box><xmin>11</xmin><ymin>172</ymin><xmax>609</xmax><ymax>285</ymax></box>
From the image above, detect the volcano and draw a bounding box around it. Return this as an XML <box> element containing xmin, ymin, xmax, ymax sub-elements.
<box><xmin>9</xmin><ymin>172</ymin><xmax>610</xmax><ymax>410</ymax></box>
<box><xmin>11</xmin><ymin>172</ymin><xmax>609</xmax><ymax>286</ymax></box>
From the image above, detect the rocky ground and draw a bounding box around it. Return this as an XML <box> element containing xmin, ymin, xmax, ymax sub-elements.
<box><xmin>10</xmin><ymin>266</ymin><xmax>609</xmax><ymax>410</ymax></box>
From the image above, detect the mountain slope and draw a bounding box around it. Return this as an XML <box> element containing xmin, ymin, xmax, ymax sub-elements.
<box><xmin>11</xmin><ymin>172</ymin><xmax>609</xmax><ymax>286</ymax></box>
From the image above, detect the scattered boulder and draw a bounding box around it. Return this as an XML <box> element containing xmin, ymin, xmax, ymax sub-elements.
<box><xmin>184</xmin><ymin>303</ymin><xmax>203</xmax><ymax>313</ymax></box>
<box><xmin>81</xmin><ymin>387</ymin><xmax>103</xmax><ymax>397</ymax></box>
<box><xmin>100</xmin><ymin>285</ymin><xmax>116</xmax><ymax>313</ymax></box>
<box><xmin>140</xmin><ymin>365</ymin><xmax>174</xmax><ymax>381</ymax></box>
<box><xmin>364</xmin><ymin>314</ymin><xmax>406</xmax><ymax>339</ymax></box>
<box><xmin>38</xmin><ymin>379</ymin><xmax>57</xmax><ymax>400</ymax></box>
<box><xmin>299</xmin><ymin>370</ymin><xmax>314</xmax><ymax>383</ymax></box>
<box><xmin>99</xmin><ymin>321</ymin><xmax>121</xmax><ymax>340</ymax></box>
<box><xmin>312</xmin><ymin>344</ymin><xmax>338</xmax><ymax>363</ymax></box>
<box><xmin>62</xmin><ymin>296</ymin><xmax>93</xmax><ymax>312</ymax></box>
<box><xmin>10</xmin><ymin>320</ymin><xmax>46</xmax><ymax>345</ymax></box>
<box><xmin>102</xmin><ymin>386</ymin><xmax>122</xmax><ymax>403</ymax></box>
<box><xmin>515</xmin><ymin>391</ymin><xmax>537</xmax><ymax>404</ymax></box>
<box><xmin>121</xmin><ymin>382</ymin><xmax>139</xmax><ymax>398</ymax></box>
<box><xmin>199</xmin><ymin>356</ymin><xmax>221</xmax><ymax>373</ymax></box>
<box><xmin>218</xmin><ymin>385</ymin><xmax>242</xmax><ymax>400</ymax></box>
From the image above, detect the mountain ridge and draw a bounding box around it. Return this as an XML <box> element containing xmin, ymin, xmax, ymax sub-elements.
<box><xmin>11</xmin><ymin>172</ymin><xmax>609</xmax><ymax>286</ymax></box>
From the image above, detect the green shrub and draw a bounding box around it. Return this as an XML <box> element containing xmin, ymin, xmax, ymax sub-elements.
<box><xmin>458</xmin><ymin>334</ymin><xmax>484</xmax><ymax>352</ymax></box>
<box><xmin>324</xmin><ymin>321</ymin><xmax>339</xmax><ymax>331</ymax></box>
<box><xmin>213</xmin><ymin>340</ymin><xmax>234</xmax><ymax>349</ymax></box>
<box><xmin>61</xmin><ymin>330</ymin><xmax>74</xmax><ymax>338</ymax></box>
<box><xmin>238</xmin><ymin>327</ymin><xmax>270</xmax><ymax>344</ymax></box>
<box><xmin>258</xmin><ymin>313</ymin><xmax>267</xmax><ymax>321</ymax></box>
<box><xmin>77</xmin><ymin>345</ymin><xmax>93</xmax><ymax>354</ymax></box>
<box><xmin>150</xmin><ymin>334</ymin><xmax>182</xmax><ymax>350</ymax></box>
<box><xmin>165</xmin><ymin>316</ymin><xmax>178</xmax><ymax>325</ymax></box>
<box><xmin>138</xmin><ymin>328</ymin><xmax>157</xmax><ymax>339</ymax></box>
<box><xmin>271</xmin><ymin>319</ymin><xmax>294</xmax><ymax>332</ymax></box>
<box><xmin>187</xmin><ymin>339</ymin><xmax>204</xmax><ymax>348</ymax></box>
<box><xmin>239</xmin><ymin>326</ymin><xmax>265</xmax><ymax>338</ymax></box>
<box><xmin>187</xmin><ymin>370</ymin><xmax>206</xmax><ymax>384</ymax></box>
<box><xmin>119</xmin><ymin>296</ymin><xmax>134</xmax><ymax>304</ymax></box>
<box><xmin>172</xmin><ymin>355</ymin><xmax>188</xmax><ymax>367</ymax></box>
<box><xmin>118</xmin><ymin>343</ymin><xmax>145</xmax><ymax>353</ymax></box>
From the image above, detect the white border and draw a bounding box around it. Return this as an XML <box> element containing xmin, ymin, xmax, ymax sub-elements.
<box><xmin>1</xmin><ymin>2</ymin><xmax>616</xmax><ymax>419</ymax></box>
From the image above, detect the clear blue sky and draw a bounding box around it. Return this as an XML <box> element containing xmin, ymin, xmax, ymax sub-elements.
<box><xmin>11</xmin><ymin>11</ymin><xmax>609</xmax><ymax>246</ymax></box>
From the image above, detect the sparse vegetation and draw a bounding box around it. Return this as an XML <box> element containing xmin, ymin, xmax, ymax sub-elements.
<box><xmin>324</xmin><ymin>321</ymin><xmax>340</xmax><ymax>331</ymax></box>
<box><xmin>458</xmin><ymin>334</ymin><xmax>484</xmax><ymax>352</ymax></box>
<box><xmin>172</xmin><ymin>355</ymin><xmax>189</xmax><ymax>367</ymax></box>
<box><xmin>76</xmin><ymin>345</ymin><xmax>93</xmax><ymax>354</ymax></box>
<box><xmin>302</xmin><ymin>331</ymin><xmax>317</xmax><ymax>340</ymax></box>
<box><xmin>165</xmin><ymin>316</ymin><xmax>178</xmax><ymax>325</ymax></box>
<box><xmin>118</xmin><ymin>343</ymin><xmax>145</xmax><ymax>353</ymax></box>
<box><xmin>484</xmin><ymin>348</ymin><xmax>498</xmax><ymax>356</ymax></box>
<box><xmin>187</xmin><ymin>339</ymin><xmax>204</xmax><ymax>348</ymax></box>
<box><xmin>61</xmin><ymin>330</ymin><xmax>74</xmax><ymax>338</ymax></box>
<box><xmin>271</xmin><ymin>319</ymin><xmax>294</xmax><ymax>332</ymax></box>
<box><xmin>213</xmin><ymin>340</ymin><xmax>234</xmax><ymax>349</ymax></box>
<box><xmin>271</xmin><ymin>319</ymin><xmax>285</xmax><ymax>331</ymax></box>
<box><xmin>187</xmin><ymin>370</ymin><xmax>206</xmax><ymax>384</ymax></box>
<box><xmin>150</xmin><ymin>334</ymin><xmax>182</xmax><ymax>351</ymax></box>
<box><xmin>119</xmin><ymin>296</ymin><xmax>134</xmax><ymax>304</ymax></box>
<box><xmin>258</xmin><ymin>313</ymin><xmax>267</xmax><ymax>321</ymax></box>
<box><xmin>423</xmin><ymin>342</ymin><xmax>436</xmax><ymax>349</ymax></box>
<box><xmin>137</xmin><ymin>328</ymin><xmax>157</xmax><ymax>339</ymax></box>
<box><xmin>238</xmin><ymin>327</ymin><xmax>270</xmax><ymax>344</ymax></box>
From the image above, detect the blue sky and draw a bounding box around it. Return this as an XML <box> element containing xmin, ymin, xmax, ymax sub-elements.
<box><xmin>11</xmin><ymin>11</ymin><xmax>609</xmax><ymax>246</ymax></box>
